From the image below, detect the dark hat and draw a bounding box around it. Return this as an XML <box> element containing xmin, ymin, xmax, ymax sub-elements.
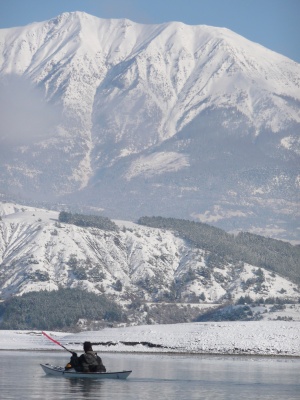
<box><xmin>83</xmin><ymin>341</ymin><xmax>93</xmax><ymax>352</ymax></box>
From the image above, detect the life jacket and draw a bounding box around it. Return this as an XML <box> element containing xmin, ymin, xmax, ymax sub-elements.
<box><xmin>82</xmin><ymin>351</ymin><xmax>106</xmax><ymax>372</ymax></box>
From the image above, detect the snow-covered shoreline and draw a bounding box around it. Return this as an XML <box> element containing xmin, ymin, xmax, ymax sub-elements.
<box><xmin>1</xmin><ymin>321</ymin><xmax>299</xmax><ymax>357</ymax></box>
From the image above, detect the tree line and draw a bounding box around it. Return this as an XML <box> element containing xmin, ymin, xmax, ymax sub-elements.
<box><xmin>0</xmin><ymin>288</ymin><xmax>126</xmax><ymax>330</ymax></box>
<box><xmin>59</xmin><ymin>211</ymin><xmax>118</xmax><ymax>231</ymax></box>
<box><xmin>138</xmin><ymin>216</ymin><xmax>300</xmax><ymax>284</ymax></box>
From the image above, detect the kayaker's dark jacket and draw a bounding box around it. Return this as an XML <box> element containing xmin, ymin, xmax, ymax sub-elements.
<box><xmin>70</xmin><ymin>351</ymin><xmax>106</xmax><ymax>372</ymax></box>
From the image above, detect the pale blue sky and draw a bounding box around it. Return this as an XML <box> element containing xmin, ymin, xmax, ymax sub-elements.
<box><xmin>0</xmin><ymin>0</ymin><xmax>299</xmax><ymax>62</ymax></box>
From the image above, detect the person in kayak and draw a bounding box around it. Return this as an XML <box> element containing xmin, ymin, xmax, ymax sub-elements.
<box><xmin>69</xmin><ymin>341</ymin><xmax>106</xmax><ymax>372</ymax></box>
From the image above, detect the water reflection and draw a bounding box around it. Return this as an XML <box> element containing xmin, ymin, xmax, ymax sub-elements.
<box><xmin>0</xmin><ymin>351</ymin><xmax>299</xmax><ymax>400</ymax></box>
<box><xmin>67</xmin><ymin>379</ymin><xmax>104</xmax><ymax>397</ymax></box>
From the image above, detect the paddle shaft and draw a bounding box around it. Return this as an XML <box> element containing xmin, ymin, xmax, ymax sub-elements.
<box><xmin>42</xmin><ymin>331</ymin><xmax>73</xmax><ymax>353</ymax></box>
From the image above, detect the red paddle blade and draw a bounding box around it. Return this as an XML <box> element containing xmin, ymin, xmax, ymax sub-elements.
<box><xmin>42</xmin><ymin>331</ymin><xmax>62</xmax><ymax>347</ymax></box>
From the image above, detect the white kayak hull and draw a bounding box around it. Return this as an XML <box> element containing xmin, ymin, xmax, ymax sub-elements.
<box><xmin>40</xmin><ymin>363</ymin><xmax>132</xmax><ymax>379</ymax></box>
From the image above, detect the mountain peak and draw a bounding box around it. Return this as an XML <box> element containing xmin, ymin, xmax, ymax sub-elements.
<box><xmin>0</xmin><ymin>14</ymin><xmax>299</xmax><ymax>241</ymax></box>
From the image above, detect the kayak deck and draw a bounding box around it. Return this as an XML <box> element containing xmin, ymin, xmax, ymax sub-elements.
<box><xmin>40</xmin><ymin>363</ymin><xmax>132</xmax><ymax>379</ymax></box>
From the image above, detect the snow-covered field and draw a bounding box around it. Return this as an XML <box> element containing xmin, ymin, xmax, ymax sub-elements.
<box><xmin>1</xmin><ymin>321</ymin><xmax>299</xmax><ymax>356</ymax></box>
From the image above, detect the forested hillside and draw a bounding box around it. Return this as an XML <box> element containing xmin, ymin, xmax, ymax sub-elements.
<box><xmin>0</xmin><ymin>288</ymin><xmax>126</xmax><ymax>330</ymax></box>
<box><xmin>138</xmin><ymin>217</ymin><xmax>300</xmax><ymax>284</ymax></box>
<box><xmin>59</xmin><ymin>212</ymin><xmax>118</xmax><ymax>231</ymax></box>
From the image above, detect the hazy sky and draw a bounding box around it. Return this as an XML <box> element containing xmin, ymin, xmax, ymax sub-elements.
<box><xmin>0</xmin><ymin>0</ymin><xmax>299</xmax><ymax>62</ymax></box>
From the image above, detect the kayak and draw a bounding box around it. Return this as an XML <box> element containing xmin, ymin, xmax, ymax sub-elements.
<box><xmin>40</xmin><ymin>363</ymin><xmax>132</xmax><ymax>379</ymax></box>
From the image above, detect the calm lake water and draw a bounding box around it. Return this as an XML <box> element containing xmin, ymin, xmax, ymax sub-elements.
<box><xmin>0</xmin><ymin>351</ymin><xmax>299</xmax><ymax>399</ymax></box>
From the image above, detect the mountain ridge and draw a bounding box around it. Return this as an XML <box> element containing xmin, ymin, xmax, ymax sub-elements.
<box><xmin>0</xmin><ymin>12</ymin><xmax>299</xmax><ymax>240</ymax></box>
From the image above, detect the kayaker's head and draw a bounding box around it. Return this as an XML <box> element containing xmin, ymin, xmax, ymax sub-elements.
<box><xmin>83</xmin><ymin>341</ymin><xmax>93</xmax><ymax>352</ymax></box>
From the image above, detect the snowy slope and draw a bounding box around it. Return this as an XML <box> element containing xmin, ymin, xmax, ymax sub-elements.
<box><xmin>0</xmin><ymin>201</ymin><xmax>299</xmax><ymax>327</ymax></box>
<box><xmin>0</xmin><ymin>321</ymin><xmax>299</xmax><ymax>356</ymax></box>
<box><xmin>0</xmin><ymin>12</ymin><xmax>299</xmax><ymax>240</ymax></box>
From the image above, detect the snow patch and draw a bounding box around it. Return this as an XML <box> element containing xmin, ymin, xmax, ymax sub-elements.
<box><xmin>192</xmin><ymin>205</ymin><xmax>248</xmax><ymax>223</ymax></box>
<box><xmin>124</xmin><ymin>152</ymin><xmax>189</xmax><ymax>180</ymax></box>
<box><xmin>280</xmin><ymin>136</ymin><xmax>300</xmax><ymax>155</ymax></box>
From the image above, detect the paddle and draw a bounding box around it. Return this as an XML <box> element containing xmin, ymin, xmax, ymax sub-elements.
<box><xmin>42</xmin><ymin>331</ymin><xmax>74</xmax><ymax>354</ymax></box>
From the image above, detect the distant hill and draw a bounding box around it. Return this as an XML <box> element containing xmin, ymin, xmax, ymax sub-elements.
<box><xmin>0</xmin><ymin>202</ymin><xmax>299</xmax><ymax>329</ymax></box>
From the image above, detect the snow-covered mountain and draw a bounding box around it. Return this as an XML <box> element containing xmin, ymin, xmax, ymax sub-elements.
<box><xmin>0</xmin><ymin>202</ymin><xmax>298</xmax><ymax>325</ymax></box>
<box><xmin>0</xmin><ymin>12</ymin><xmax>299</xmax><ymax>240</ymax></box>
